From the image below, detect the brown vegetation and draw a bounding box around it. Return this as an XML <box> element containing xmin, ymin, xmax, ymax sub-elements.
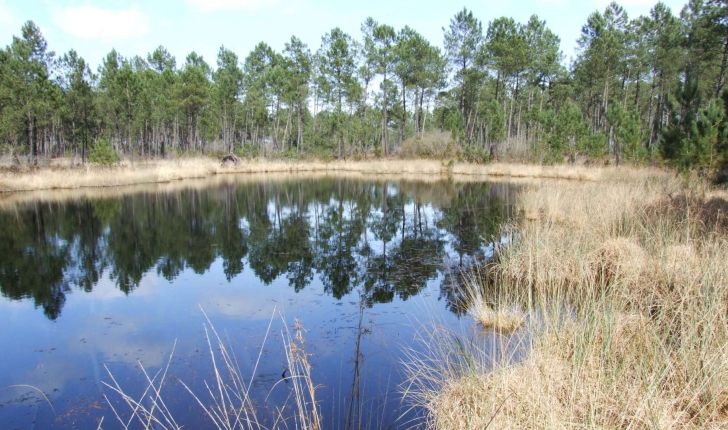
<box><xmin>407</xmin><ymin>171</ymin><xmax>728</xmax><ymax>429</ymax></box>
<box><xmin>0</xmin><ymin>156</ymin><xmax>672</xmax><ymax>193</ymax></box>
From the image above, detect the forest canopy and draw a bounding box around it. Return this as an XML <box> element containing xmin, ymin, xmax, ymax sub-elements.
<box><xmin>1</xmin><ymin>0</ymin><xmax>727</xmax><ymax>178</ymax></box>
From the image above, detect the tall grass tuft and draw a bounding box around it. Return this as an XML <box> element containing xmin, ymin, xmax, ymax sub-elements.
<box><xmin>405</xmin><ymin>172</ymin><xmax>728</xmax><ymax>429</ymax></box>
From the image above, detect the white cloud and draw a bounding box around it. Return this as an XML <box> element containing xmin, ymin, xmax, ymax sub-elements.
<box><xmin>55</xmin><ymin>6</ymin><xmax>149</xmax><ymax>41</ymax></box>
<box><xmin>186</xmin><ymin>0</ymin><xmax>280</xmax><ymax>12</ymax></box>
<box><xmin>0</xmin><ymin>1</ymin><xmax>14</xmax><ymax>26</ymax></box>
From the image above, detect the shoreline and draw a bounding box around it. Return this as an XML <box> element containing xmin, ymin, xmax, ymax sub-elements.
<box><xmin>0</xmin><ymin>157</ymin><xmax>670</xmax><ymax>194</ymax></box>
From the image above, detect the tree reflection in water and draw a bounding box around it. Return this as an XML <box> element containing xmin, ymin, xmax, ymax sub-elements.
<box><xmin>0</xmin><ymin>178</ymin><xmax>518</xmax><ymax>320</ymax></box>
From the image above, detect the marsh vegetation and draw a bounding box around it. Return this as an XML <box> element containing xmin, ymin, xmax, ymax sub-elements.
<box><xmin>407</xmin><ymin>171</ymin><xmax>728</xmax><ymax>429</ymax></box>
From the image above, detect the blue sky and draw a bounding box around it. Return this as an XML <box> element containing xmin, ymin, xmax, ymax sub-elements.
<box><xmin>0</xmin><ymin>0</ymin><xmax>689</xmax><ymax>71</ymax></box>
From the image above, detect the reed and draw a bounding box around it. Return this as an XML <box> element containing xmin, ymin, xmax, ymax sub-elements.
<box><xmin>405</xmin><ymin>171</ymin><xmax>728</xmax><ymax>429</ymax></box>
<box><xmin>101</xmin><ymin>308</ymin><xmax>320</xmax><ymax>429</ymax></box>
<box><xmin>468</xmin><ymin>302</ymin><xmax>525</xmax><ymax>334</ymax></box>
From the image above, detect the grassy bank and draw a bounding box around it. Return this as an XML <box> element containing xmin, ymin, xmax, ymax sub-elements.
<box><xmin>407</xmin><ymin>172</ymin><xmax>728</xmax><ymax>428</ymax></box>
<box><xmin>0</xmin><ymin>156</ymin><xmax>668</xmax><ymax>193</ymax></box>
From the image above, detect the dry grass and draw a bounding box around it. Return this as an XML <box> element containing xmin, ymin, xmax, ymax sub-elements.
<box><xmin>406</xmin><ymin>171</ymin><xmax>728</xmax><ymax>429</ymax></box>
<box><xmin>454</xmin><ymin>162</ymin><xmax>671</xmax><ymax>183</ymax></box>
<box><xmin>461</xmin><ymin>275</ymin><xmax>527</xmax><ymax>334</ymax></box>
<box><xmin>0</xmin><ymin>158</ymin><xmax>451</xmax><ymax>193</ymax></box>
<box><xmin>0</xmin><ymin>156</ymin><xmax>673</xmax><ymax>193</ymax></box>
<box><xmin>102</xmin><ymin>308</ymin><xmax>320</xmax><ymax>430</ymax></box>
<box><xmin>468</xmin><ymin>303</ymin><xmax>526</xmax><ymax>334</ymax></box>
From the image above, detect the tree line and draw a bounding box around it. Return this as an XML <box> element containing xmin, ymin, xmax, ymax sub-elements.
<box><xmin>1</xmin><ymin>1</ymin><xmax>727</xmax><ymax>176</ymax></box>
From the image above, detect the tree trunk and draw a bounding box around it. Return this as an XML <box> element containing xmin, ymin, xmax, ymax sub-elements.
<box><xmin>495</xmin><ymin>70</ymin><xmax>501</xmax><ymax>103</ymax></box>
<box><xmin>413</xmin><ymin>87</ymin><xmax>420</xmax><ymax>135</ymax></box>
<box><xmin>468</xmin><ymin>96</ymin><xmax>480</xmax><ymax>145</ymax></box>
<box><xmin>602</xmin><ymin>70</ymin><xmax>610</xmax><ymax>131</ymax></box>
<box><xmin>282</xmin><ymin>106</ymin><xmax>293</xmax><ymax>152</ymax></box>
<box><xmin>297</xmin><ymin>98</ymin><xmax>303</xmax><ymax>153</ymax></box>
<box><xmin>244</xmin><ymin>105</ymin><xmax>249</xmax><ymax>146</ymax></box>
<box><xmin>622</xmin><ymin>69</ymin><xmax>630</xmax><ymax>108</ymax></box>
<box><xmin>82</xmin><ymin>108</ymin><xmax>87</xmax><ymax>163</ymax></box>
<box><xmin>224</xmin><ymin>102</ymin><xmax>229</xmax><ymax>150</ymax></box>
<box><xmin>716</xmin><ymin>35</ymin><xmax>728</xmax><ymax>98</ymax></box>
<box><xmin>507</xmin><ymin>83</ymin><xmax>514</xmax><ymax>139</ymax></box>
<box><xmin>273</xmin><ymin>99</ymin><xmax>281</xmax><ymax>151</ymax></box>
<box><xmin>401</xmin><ymin>81</ymin><xmax>406</xmax><ymax>144</ymax></box>
<box><xmin>230</xmin><ymin>105</ymin><xmax>236</xmax><ymax>153</ymax></box>
<box><xmin>27</xmin><ymin>110</ymin><xmax>36</xmax><ymax>166</ymax></box>
<box><xmin>654</xmin><ymin>70</ymin><xmax>666</xmax><ymax>144</ymax></box>
<box><xmin>647</xmin><ymin>73</ymin><xmax>656</xmax><ymax>147</ymax></box>
<box><xmin>460</xmin><ymin>58</ymin><xmax>466</xmax><ymax>120</ymax></box>
<box><xmin>516</xmin><ymin>103</ymin><xmax>522</xmax><ymax>142</ymax></box>
<box><xmin>465</xmin><ymin>109</ymin><xmax>474</xmax><ymax>145</ymax></box>
<box><xmin>382</xmin><ymin>74</ymin><xmax>389</xmax><ymax>157</ymax></box>
<box><xmin>422</xmin><ymin>89</ymin><xmax>431</xmax><ymax>136</ymax></box>
<box><xmin>419</xmin><ymin>88</ymin><xmax>425</xmax><ymax>137</ymax></box>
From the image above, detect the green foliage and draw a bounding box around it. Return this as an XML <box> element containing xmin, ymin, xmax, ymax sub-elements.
<box><xmin>551</xmin><ymin>101</ymin><xmax>586</xmax><ymax>160</ymax></box>
<box><xmin>607</xmin><ymin>103</ymin><xmax>647</xmax><ymax>162</ymax></box>
<box><xmin>373</xmin><ymin>145</ymin><xmax>383</xmax><ymax>158</ymax></box>
<box><xmin>1</xmin><ymin>2</ymin><xmax>727</xmax><ymax>176</ymax></box>
<box><xmin>660</xmin><ymin>72</ymin><xmax>703</xmax><ymax>170</ymax></box>
<box><xmin>619</xmin><ymin>110</ymin><xmax>647</xmax><ymax>162</ymax></box>
<box><xmin>581</xmin><ymin>131</ymin><xmax>610</xmax><ymax>159</ymax></box>
<box><xmin>460</xmin><ymin>145</ymin><xmax>490</xmax><ymax>164</ymax></box>
<box><xmin>309</xmin><ymin>146</ymin><xmax>335</xmax><ymax>162</ymax></box>
<box><xmin>661</xmin><ymin>74</ymin><xmax>728</xmax><ymax>178</ymax></box>
<box><xmin>234</xmin><ymin>144</ymin><xmax>260</xmax><ymax>160</ymax></box>
<box><xmin>484</xmin><ymin>100</ymin><xmax>506</xmax><ymax>144</ymax></box>
<box><xmin>444</xmin><ymin>8</ymin><xmax>482</xmax><ymax>102</ymax></box>
<box><xmin>89</xmin><ymin>138</ymin><xmax>119</xmax><ymax>166</ymax></box>
<box><xmin>434</xmin><ymin>106</ymin><xmax>464</xmax><ymax>141</ymax></box>
<box><xmin>691</xmin><ymin>98</ymin><xmax>724</xmax><ymax>170</ymax></box>
<box><xmin>276</xmin><ymin>146</ymin><xmax>301</xmax><ymax>160</ymax></box>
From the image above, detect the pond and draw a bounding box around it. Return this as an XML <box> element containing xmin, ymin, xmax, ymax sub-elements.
<box><xmin>0</xmin><ymin>174</ymin><xmax>519</xmax><ymax>429</ymax></box>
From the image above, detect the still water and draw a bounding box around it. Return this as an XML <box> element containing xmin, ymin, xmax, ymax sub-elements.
<box><xmin>0</xmin><ymin>175</ymin><xmax>518</xmax><ymax>429</ymax></box>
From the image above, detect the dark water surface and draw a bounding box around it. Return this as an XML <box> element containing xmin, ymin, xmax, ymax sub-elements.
<box><xmin>0</xmin><ymin>175</ymin><xmax>518</xmax><ymax>429</ymax></box>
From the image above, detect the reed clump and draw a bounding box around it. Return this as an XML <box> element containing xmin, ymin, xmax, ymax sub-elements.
<box><xmin>460</xmin><ymin>277</ymin><xmax>527</xmax><ymax>334</ymax></box>
<box><xmin>408</xmin><ymin>172</ymin><xmax>728</xmax><ymax>429</ymax></box>
<box><xmin>468</xmin><ymin>303</ymin><xmax>525</xmax><ymax>334</ymax></box>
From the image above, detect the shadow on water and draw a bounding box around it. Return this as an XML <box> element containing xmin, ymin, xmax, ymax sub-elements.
<box><xmin>0</xmin><ymin>176</ymin><xmax>521</xmax><ymax>429</ymax></box>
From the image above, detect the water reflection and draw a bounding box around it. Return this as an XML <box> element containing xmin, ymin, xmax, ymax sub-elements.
<box><xmin>0</xmin><ymin>178</ymin><xmax>517</xmax><ymax>321</ymax></box>
<box><xmin>0</xmin><ymin>177</ymin><xmax>522</xmax><ymax>429</ymax></box>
